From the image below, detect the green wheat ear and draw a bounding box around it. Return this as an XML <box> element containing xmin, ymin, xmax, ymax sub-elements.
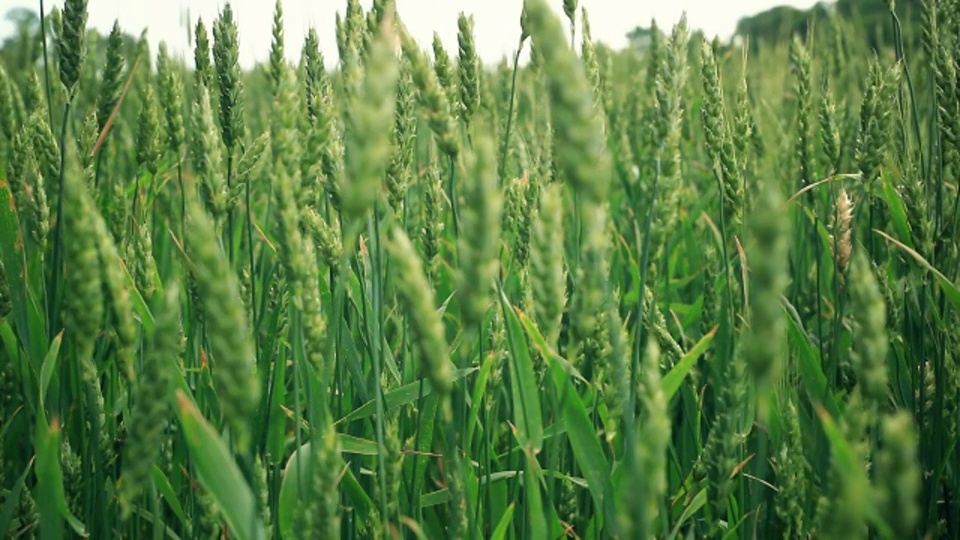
<box><xmin>523</xmin><ymin>0</ymin><xmax>612</xmax><ymax>205</ymax></box>
<box><xmin>774</xmin><ymin>397</ymin><xmax>810</xmax><ymax>537</ymax></box>
<box><xmin>97</xmin><ymin>21</ymin><xmax>125</xmax><ymax>132</ymax></box>
<box><xmin>183</xmin><ymin>187</ymin><xmax>260</xmax><ymax>449</ymax></box>
<box><xmin>28</xmin><ymin>111</ymin><xmax>61</xmax><ymax>198</ymax></box>
<box><xmin>271</xmin><ymin>59</ymin><xmax>328</xmax><ymax>384</ymax></box>
<box><xmin>421</xmin><ymin>161</ymin><xmax>446</xmax><ymax>274</ymax></box>
<box><xmin>157</xmin><ymin>43</ymin><xmax>186</xmax><ymax>154</ymax></box>
<box><xmin>23</xmin><ymin>70</ymin><xmax>47</xmax><ymax>122</ymax></box>
<box><xmin>92</xmin><ymin>202</ymin><xmax>137</xmax><ymax>382</ymax></box>
<box><xmin>790</xmin><ymin>34</ymin><xmax>814</xmax><ymax>192</ymax></box>
<box><xmin>119</xmin><ymin>282</ymin><xmax>180</xmax><ymax>517</ymax></box>
<box><xmin>194</xmin><ymin>17</ymin><xmax>212</xmax><ymax>87</ymax></box>
<box><xmin>457</xmin><ymin>13</ymin><xmax>481</xmax><ymax>126</ymax></box>
<box><xmin>876</xmin><ymin>411</ymin><xmax>921</xmax><ymax>537</ymax></box>
<box><xmin>0</xmin><ymin>64</ymin><xmax>16</xmax><ymax>146</ymax></box>
<box><xmin>190</xmin><ymin>84</ymin><xmax>228</xmax><ymax>229</ymax></box>
<box><xmin>432</xmin><ymin>33</ymin><xmax>456</xmax><ymax>100</ymax></box>
<box><xmin>342</xmin><ymin>10</ymin><xmax>399</xmax><ymax>229</ymax></box>
<box><xmin>387</xmin><ymin>226</ymin><xmax>454</xmax><ymax>398</ymax></box>
<box><xmin>213</xmin><ymin>2</ymin><xmax>245</xmax><ymax>153</ymax></box>
<box><xmin>457</xmin><ymin>130</ymin><xmax>503</xmax><ymax>327</ymax></box>
<box><xmin>529</xmin><ymin>183</ymin><xmax>566</xmax><ymax>346</ymax></box>
<box><xmin>386</xmin><ymin>55</ymin><xmax>416</xmax><ymax>214</ymax></box>
<box><xmin>6</xmin><ymin>132</ymin><xmax>48</xmax><ymax>252</ymax></box>
<box><xmin>699</xmin><ymin>38</ymin><xmax>743</xmax><ymax>231</ymax></box>
<box><xmin>57</xmin><ymin>0</ymin><xmax>88</xmax><ymax>99</ymax></box>
<box><xmin>135</xmin><ymin>84</ymin><xmax>163</xmax><ymax>176</ymax></box>
<box><xmin>268</xmin><ymin>0</ymin><xmax>284</xmax><ymax>96</ymax></box>
<box><xmin>631</xmin><ymin>339</ymin><xmax>669</xmax><ymax>539</ymax></box>
<box><xmin>742</xmin><ymin>175</ymin><xmax>790</xmax><ymax>390</ymax></box>
<box><xmin>847</xmin><ymin>248</ymin><xmax>889</xmax><ymax>407</ymax></box>
<box><xmin>62</xmin><ymin>162</ymin><xmax>106</xmax><ymax>438</ymax></box>
<box><xmin>402</xmin><ymin>29</ymin><xmax>460</xmax><ymax>159</ymax></box>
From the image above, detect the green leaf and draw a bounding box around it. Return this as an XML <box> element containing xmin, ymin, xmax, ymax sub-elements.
<box><xmin>340</xmin><ymin>464</ymin><xmax>374</xmax><ymax>519</ymax></box>
<box><xmin>0</xmin><ymin>323</ymin><xmax>17</xmax><ymax>371</ymax></box>
<box><xmin>338</xmin><ymin>434</ymin><xmax>380</xmax><ymax>455</ymax></box>
<box><xmin>337</xmin><ymin>315</ymin><xmax>369</xmax><ymax>403</ymax></box>
<box><xmin>408</xmin><ymin>392</ymin><xmax>438</xmax><ymax>513</ymax></box>
<box><xmin>815</xmin><ymin>404</ymin><xmax>880</xmax><ymax>532</ymax></box>
<box><xmin>667</xmin><ymin>488</ymin><xmax>706</xmax><ymax>540</ymax></box>
<box><xmin>816</xmin><ymin>404</ymin><xmax>862</xmax><ymax>481</ymax></box>
<box><xmin>420</xmin><ymin>489</ymin><xmax>451</xmax><ymax>508</ymax></box>
<box><xmin>490</xmin><ymin>503</ymin><xmax>515</xmax><ymax>540</ymax></box>
<box><xmin>876</xmin><ymin>230</ymin><xmax>960</xmax><ymax>311</ymax></box>
<box><xmin>335</xmin><ymin>368</ymin><xmax>475</xmax><ymax>425</ymax></box>
<box><xmin>120</xmin><ymin>255</ymin><xmax>155</xmax><ymax>333</ymax></box>
<box><xmin>32</xmin><ymin>332</ymin><xmax>83</xmax><ymax>539</ymax></box>
<box><xmin>152</xmin><ymin>466</ymin><xmax>187</xmax><ymax>531</ymax></box>
<box><xmin>267</xmin><ymin>349</ymin><xmax>288</xmax><ymax>464</ymax></box>
<box><xmin>523</xmin><ymin>450</ymin><xmax>546</xmax><ymax>538</ymax></box>
<box><xmin>278</xmin><ymin>441</ymin><xmax>311</xmax><ymax>539</ymax></box>
<box><xmin>516</xmin><ymin>308</ymin><xmax>586</xmax><ymax>384</ymax></box>
<box><xmin>498</xmin><ymin>288</ymin><xmax>543</xmax><ymax>453</ymax></box>
<box><xmin>879</xmin><ymin>170</ymin><xmax>914</xmax><ymax>249</ymax></box>
<box><xmin>661</xmin><ymin>326</ymin><xmax>716</xmax><ymax>400</ymax></box>
<box><xmin>38</xmin><ymin>332</ymin><xmax>62</xmax><ymax>409</ymax></box>
<box><xmin>173</xmin><ymin>390</ymin><xmax>267</xmax><ymax>540</ymax></box>
<box><xmin>35</xmin><ymin>417</ymin><xmax>85</xmax><ymax>539</ymax></box>
<box><xmin>785</xmin><ymin>299</ymin><xmax>841</xmax><ymax>418</ymax></box>
<box><xmin>278</xmin><ymin>439</ymin><xmax>363</xmax><ymax>539</ymax></box>
<box><xmin>549</xmin><ymin>359</ymin><xmax>613</xmax><ymax>530</ymax></box>
<box><xmin>0</xmin><ymin>457</ymin><xmax>34</xmax><ymax>536</ymax></box>
<box><xmin>467</xmin><ymin>348</ymin><xmax>494</xmax><ymax>449</ymax></box>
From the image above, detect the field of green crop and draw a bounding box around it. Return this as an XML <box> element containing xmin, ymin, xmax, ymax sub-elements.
<box><xmin>1</xmin><ymin>0</ymin><xmax>959</xmax><ymax>537</ymax></box>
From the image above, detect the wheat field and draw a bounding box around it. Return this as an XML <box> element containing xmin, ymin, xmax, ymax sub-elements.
<box><xmin>1</xmin><ymin>0</ymin><xmax>959</xmax><ymax>538</ymax></box>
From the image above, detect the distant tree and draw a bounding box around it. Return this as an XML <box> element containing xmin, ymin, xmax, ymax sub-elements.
<box><xmin>1</xmin><ymin>8</ymin><xmax>43</xmax><ymax>73</ymax></box>
<box><xmin>731</xmin><ymin>0</ymin><xmax>922</xmax><ymax>52</ymax></box>
<box><xmin>626</xmin><ymin>26</ymin><xmax>653</xmax><ymax>50</ymax></box>
<box><xmin>834</xmin><ymin>0</ymin><xmax>922</xmax><ymax>49</ymax></box>
<box><xmin>735</xmin><ymin>3</ymin><xmax>831</xmax><ymax>51</ymax></box>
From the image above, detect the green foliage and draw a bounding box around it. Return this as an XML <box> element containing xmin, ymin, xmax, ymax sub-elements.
<box><xmin>0</xmin><ymin>1</ymin><xmax>956</xmax><ymax>538</ymax></box>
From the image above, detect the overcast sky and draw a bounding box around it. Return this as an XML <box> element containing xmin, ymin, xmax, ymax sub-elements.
<box><xmin>3</xmin><ymin>1</ymin><xmax>821</xmax><ymax>68</ymax></box>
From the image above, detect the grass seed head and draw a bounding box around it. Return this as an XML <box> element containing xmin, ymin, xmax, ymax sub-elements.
<box><xmin>386</xmin><ymin>55</ymin><xmax>417</xmax><ymax>213</ymax></box>
<box><xmin>0</xmin><ymin>65</ymin><xmax>16</xmax><ymax>145</ymax></box>
<box><xmin>387</xmin><ymin>227</ymin><xmax>453</xmax><ymax>397</ymax></box>
<box><xmin>457</xmin><ymin>13</ymin><xmax>480</xmax><ymax>124</ymax></box>
<box><xmin>97</xmin><ymin>21</ymin><xmax>125</xmax><ymax>131</ymax></box>
<box><xmin>57</xmin><ymin>0</ymin><xmax>88</xmax><ymax>99</ymax></box>
<box><xmin>157</xmin><ymin>43</ymin><xmax>187</xmax><ymax>153</ymax></box>
<box><xmin>529</xmin><ymin>183</ymin><xmax>565</xmax><ymax>345</ymax></box>
<box><xmin>457</xmin><ymin>131</ymin><xmax>503</xmax><ymax>326</ymax></box>
<box><xmin>194</xmin><ymin>18</ymin><xmax>212</xmax><ymax>88</ymax></box>
<box><xmin>136</xmin><ymin>84</ymin><xmax>163</xmax><ymax>176</ymax></box>
<box><xmin>184</xmin><ymin>193</ymin><xmax>260</xmax><ymax>449</ymax></box>
<box><xmin>28</xmin><ymin>112</ymin><xmax>60</xmax><ymax>202</ymax></box>
<box><xmin>523</xmin><ymin>0</ymin><xmax>613</xmax><ymax>204</ymax></box>
<box><xmin>213</xmin><ymin>3</ymin><xmax>245</xmax><ymax>151</ymax></box>
<box><xmin>119</xmin><ymin>283</ymin><xmax>180</xmax><ymax>516</ymax></box>
<box><xmin>342</xmin><ymin>10</ymin><xmax>399</xmax><ymax>227</ymax></box>
<box><xmin>402</xmin><ymin>32</ymin><xmax>459</xmax><ymax>158</ymax></box>
<box><xmin>848</xmin><ymin>248</ymin><xmax>889</xmax><ymax>405</ymax></box>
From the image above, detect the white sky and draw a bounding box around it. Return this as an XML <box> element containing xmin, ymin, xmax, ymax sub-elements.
<box><xmin>3</xmin><ymin>1</ymin><xmax>821</xmax><ymax>68</ymax></box>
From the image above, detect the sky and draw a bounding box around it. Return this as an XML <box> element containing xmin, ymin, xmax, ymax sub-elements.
<box><xmin>2</xmin><ymin>0</ymin><xmax>822</xmax><ymax>68</ymax></box>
